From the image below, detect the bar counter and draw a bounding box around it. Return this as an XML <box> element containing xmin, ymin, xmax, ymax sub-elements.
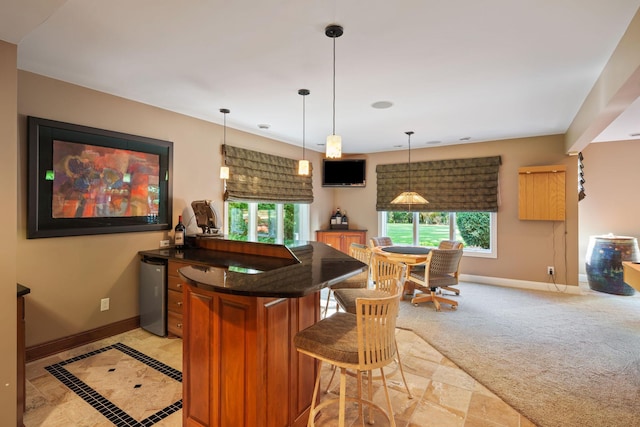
<box><xmin>141</xmin><ymin>238</ymin><xmax>365</xmax><ymax>427</ymax></box>
<box><xmin>175</xmin><ymin>241</ymin><xmax>366</xmax><ymax>297</ymax></box>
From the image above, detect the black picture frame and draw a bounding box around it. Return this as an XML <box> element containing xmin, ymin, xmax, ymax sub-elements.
<box><xmin>27</xmin><ymin>116</ymin><xmax>173</xmax><ymax>238</ymax></box>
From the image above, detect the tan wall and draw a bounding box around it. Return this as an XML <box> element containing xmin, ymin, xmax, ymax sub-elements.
<box><xmin>579</xmin><ymin>140</ymin><xmax>640</xmax><ymax>275</ymax></box>
<box><xmin>17</xmin><ymin>70</ymin><xmax>583</xmax><ymax>349</ymax></box>
<box><xmin>333</xmin><ymin>136</ymin><xmax>579</xmax><ymax>285</ymax></box>
<box><xmin>0</xmin><ymin>40</ymin><xmax>18</xmax><ymax>427</ymax></box>
<box><xmin>17</xmin><ymin>71</ymin><xmax>330</xmax><ymax>347</ymax></box>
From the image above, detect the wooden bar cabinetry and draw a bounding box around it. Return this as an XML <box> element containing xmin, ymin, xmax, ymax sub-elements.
<box><xmin>316</xmin><ymin>229</ymin><xmax>366</xmax><ymax>254</ymax></box>
<box><xmin>140</xmin><ymin>240</ymin><xmax>367</xmax><ymax>427</ymax></box>
<box><xmin>183</xmin><ymin>285</ymin><xmax>318</xmax><ymax>427</ymax></box>
<box><xmin>167</xmin><ymin>260</ymin><xmax>189</xmax><ymax>337</ymax></box>
<box><xmin>17</xmin><ymin>284</ymin><xmax>30</xmax><ymax>427</ymax></box>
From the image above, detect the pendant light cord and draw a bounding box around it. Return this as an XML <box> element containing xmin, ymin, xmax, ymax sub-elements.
<box><xmin>303</xmin><ymin>91</ymin><xmax>306</xmax><ymax>158</ymax></box>
<box><xmin>406</xmin><ymin>131</ymin><xmax>414</xmax><ymax>193</ymax></box>
<box><xmin>332</xmin><ymin>35</ymin><xmax>336</xmax><ymax>136</ymax></box>
<box><xmin>408</xmin><ymin>134</ymin><xmax>411</xmax><ymax>192</ymax></box>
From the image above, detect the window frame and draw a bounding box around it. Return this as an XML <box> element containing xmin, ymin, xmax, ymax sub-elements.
<box><xmin>223</xmin><ymin>201</ymin><xmax>310</xmax><ymax>244</ymax></box>
<box><xmin>379</xmin><ymin>211</ymin><xmax>497</xmax><ymax>259</ymax></box>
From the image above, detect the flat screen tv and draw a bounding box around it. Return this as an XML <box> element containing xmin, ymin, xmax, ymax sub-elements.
<box><xmin>322</xmin><ymin>159</ymin><xmax>366</xmax><ymax>187</ymax></box>
<box><xmin>27</xmin><ymin>116</ymin><xmax>173</xmax><ymax>238</ymax></box>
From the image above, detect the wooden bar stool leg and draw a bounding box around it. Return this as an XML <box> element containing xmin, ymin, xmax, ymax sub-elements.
<box><xmin>380</xmin><ymin>367</ymin><xmax>397</xmax><ymax>427</ymax></box>
<box><xmin>367</xmin><ymin>369</ymin><xmax>374</xmax><ymax>424</ymax></box>
<box><xmin>309</xmin><ymin>360</ymin><xmax>323</xmax><ymax>427</ymax></box>
<box><xmin>357</xmin><ymin>371</ymin><xmax>364</xmax><ymax>425</ymax></box>
<box><xmin>339</xmin><ymin>367</ymin><xmax>347</xmax><ymax>427</ymax></box>
<box><xmin>395</xmin><ymin>338</ymin><xmax>413</xmax><ymax>398</ymax></box>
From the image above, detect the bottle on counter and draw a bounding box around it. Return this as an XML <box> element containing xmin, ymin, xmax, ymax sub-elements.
<box><xmin>341</xmin><ymin>211</ymin><xmax>348</xmax><ymax>226</ymax></box>
<box><xmin>335</xmin><ymin>208</ymin><xmax>342</xmax><ymax>224</ymax></box>
<box><xmin>330</xmin><ymin>210</ymin><xmax>337</xmax><ymax>225</ymax></box>
<box><xmin>174</xmin><ymin>215</ymin><xmax>186</xmax><ymax>249</ymax></box>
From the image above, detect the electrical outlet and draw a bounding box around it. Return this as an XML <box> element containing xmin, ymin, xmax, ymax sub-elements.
<box><xmin>160</xmin><ymin>239</ymin><xmax>170</xmax><ymax>248</ymax></box>
<box><xmin>100</xmin><ymin>298</ymin><xmax>110</xmax><ymax>311</ymax></box>
<box><xmin>547</xmin><ymin>266</ymin><xmax>555</xmax><ymax>276</ymax></box>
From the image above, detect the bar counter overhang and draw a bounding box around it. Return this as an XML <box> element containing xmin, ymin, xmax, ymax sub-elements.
<box><xmin>143</xmin><ymin>238</ymin><xmax>366</xmax><ymax>427</ymax></box>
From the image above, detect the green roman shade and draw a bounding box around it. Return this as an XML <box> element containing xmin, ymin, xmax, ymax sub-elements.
<box><xmin>223</xmin><ymin>145</ymin><xmax>313</xmax><ymax>203</ymax></box>
<box><xmin>376</xmin><ymin>155</ymin><xmax>501</xmax><ymax>212</ymax></box>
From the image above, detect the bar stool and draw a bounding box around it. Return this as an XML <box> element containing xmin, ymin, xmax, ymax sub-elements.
<box><xmin>332</xmin><ymin>255</ymin><xmax>413</xmax><ymax>398</ymax></box>
<box><xmin>294</xmin><ymin>293</ymin><xmax>400</xmax><ymax>427</ymax></box>
<box><xmin>323</xmin><ymin>243</ymin><xmax>371</xmax><ymax>318</ymax></box>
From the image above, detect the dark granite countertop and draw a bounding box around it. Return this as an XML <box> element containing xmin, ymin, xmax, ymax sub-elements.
<box><xmin>141</xmin><ymin>241</ymin><xmax>366</xmax><ymax>298</ymax></box>
<box><xmin>139</xmin><ymin>246</ymin><xmax>298</xmax><ymax>272</ymax></box>
<box><xmin>17</xmin><ymin>284</ymin><xmax>31</xmax><ymax>297</ymax></box>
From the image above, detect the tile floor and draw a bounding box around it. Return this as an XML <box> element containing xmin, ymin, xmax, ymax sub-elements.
<box><xmin>24</xmin><ymin>306</ymin><xmax>535</xmax><ymax>427</ymax></box>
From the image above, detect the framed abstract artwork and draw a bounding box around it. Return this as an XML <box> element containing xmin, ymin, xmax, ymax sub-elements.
<box><xmin>27</xmin><ymin>116</ymin><xmax>173</xmax><ymax>238</ymax></box>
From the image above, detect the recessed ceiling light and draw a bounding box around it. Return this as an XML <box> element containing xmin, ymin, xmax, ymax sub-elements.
<box><xmin>427</xmin><ymin>140</ymin><xmax>442</xmax><ymax>145</ymax></box>
<box><xmin>630</xmin><ymin>133</ymin><xmax>640</xmax><ymax>137</ymax></box>
<box><xmin>258</xmin><ymin>124</ymin><xmax>270</xmax><ymax>129</ymax></box>
<box><xmin>459</xmin><ymin>136</ymin><xmax>471</xmax><ymax>141</ymax></box>
<box><xmin>371</xmin><ymin>101</ymin><xmax>393</xmax><ymax>109</ymax></box>
<box><xmin>393</xmin><ymin>144</ymin><xmax>403</xmax><ymax>148</ymax></box>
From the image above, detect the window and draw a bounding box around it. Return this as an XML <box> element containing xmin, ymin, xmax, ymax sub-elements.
<box><xmin>380</xmin><ymin>211</ymin><xmax>497</xmax><ymax>258</ymax></box>
<box><xmin>225</xmin><ymin>201</ymin><xmax>309</xmax><ymax>245</ymax></box>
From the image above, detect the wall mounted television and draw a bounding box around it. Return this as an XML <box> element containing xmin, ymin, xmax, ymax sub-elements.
<box><xmin>322</xmin><ymin>159</ymin><xmax>366</xmax><ymax>187</ymax></box>
<box><xmin>27</xmin><ymin>116</ymin><xmax>173</xmax><ymax>238</ymax></box>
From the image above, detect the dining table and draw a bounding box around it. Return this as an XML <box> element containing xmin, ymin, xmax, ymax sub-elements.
<box><xmin>372</xmin><ymin>245</ymin><xmax>433</xmax><ymax>295</ymax></box>
<box><xmin>372</xmin><ymin>245</ymin><xmax>432</xmax><ymax>264</ymax></box>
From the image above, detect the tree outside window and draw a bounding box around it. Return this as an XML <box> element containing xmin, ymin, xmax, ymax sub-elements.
<box><xmin>383</xmin><ymin>211</ymin><xmax>494</xmax><ymax>254</ymax></box>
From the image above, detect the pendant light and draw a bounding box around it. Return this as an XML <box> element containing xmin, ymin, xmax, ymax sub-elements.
<box><xmin>391</xmin><ymin>131</ymin><xmax>429</xmax><ymax>206</ymax></box>
<box><xmin>325</xmin><ymin>24</ymin><xmax>343</xmax><ymax>159</ymax></box>
<box><xmin>219</xmin><ymin>108</ymin><xmax>230</xmax><ymax>180</ymax></box>
<box><xmin>298</xmin><ymin>89</ymin><xmax>310</xmax><ymax>175</ymax></box>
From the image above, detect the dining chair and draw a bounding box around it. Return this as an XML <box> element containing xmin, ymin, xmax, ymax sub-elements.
<box><xmin>333</xmin><ymin>254</ymin><xmax>405</xmax><ymax>313</ymax></box>
<box><xmin>369</xmin><ymin>236</ymin><xmax>393</xmax><ymax>248</ymax></box>
<box><xmin>323</xmin><ymin>243</ymin><xmax>371</xmax><ymax>318</ymax></box>
<box><xmin>332</xmin><ymin>255</ymin><xmax>412</xmax><ymax>398</ymax></box>
<box><xmin>294</xmin><ymin>293</ymin><xmax>400</xmax><ymax>427</ymax></box>
<box><xmin>438</xmin><ymin>239</ymin><xmax>464</xmax><ymax>250</ymax></box>
<box><xmin>406</xmin><ymin>248</ymin><xmax>463</xmax><ymax>311</ymax></box>
<box><xmin>437</xmin><ymin>240</ymin><xmax>464</xmax><ymax>296</ymax></box>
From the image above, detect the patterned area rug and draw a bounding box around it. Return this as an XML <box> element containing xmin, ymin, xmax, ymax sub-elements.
<box><xmin>45</xmin><ymin>343</ymin><xmax>182</xmax><ymax>426</ymax></box>
<box><xmin>396</xmin><ymin>283</ymin><xmax>640</xmax><ymax>427</ymax></box>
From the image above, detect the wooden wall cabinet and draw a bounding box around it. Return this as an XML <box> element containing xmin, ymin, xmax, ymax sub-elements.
<box><xmin>183</xmin><ymin>284</ymin><xmax>318</xmax><ymax>427</ymax></box>
<box><xmin>167</xmin><ymin>260</ymin><xmax>189</xmax><ymax>337</ymax></box>
<box><xmin>518</xmin><ymin>165</ymin><xmax>566</xmax><ymax>221</ymax></box>
<box><xmin>316</xmin><ymin>230</ymin><xmax>367</xmax><ymax>254</ymax></box>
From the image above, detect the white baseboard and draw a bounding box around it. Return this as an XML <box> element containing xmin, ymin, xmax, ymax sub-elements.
<box><xmin>460</xmin><ymin>274</ymin><xmax>588</xmax><ymax>295</ymax></box>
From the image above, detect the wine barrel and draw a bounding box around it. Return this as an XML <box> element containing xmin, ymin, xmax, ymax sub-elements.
<box><xmin>585</xmin><ymin>234</ymin><xmax>639</xmax><ymax>295</ymax></box>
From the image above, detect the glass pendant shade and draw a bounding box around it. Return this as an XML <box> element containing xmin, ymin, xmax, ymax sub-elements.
<box><xmin>326</xmin><ymin>134</ymin><xmax>342</xmax><ymax>158</ymax></box>
<box><xmin>298</xmin><ymin>159</ymin><xmax>310</xmax><ymax>175</ymax></box>
<box><xmin>219</xmin><ymin>165</ymin><xmax>230</xmax><ymax>180</ymax></box>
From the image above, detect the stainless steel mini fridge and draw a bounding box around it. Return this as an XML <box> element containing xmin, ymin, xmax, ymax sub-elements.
<box><xmin>139</xmin><ymin>256</ymin><xmax>167</xmax><ymax>336</ymax></box>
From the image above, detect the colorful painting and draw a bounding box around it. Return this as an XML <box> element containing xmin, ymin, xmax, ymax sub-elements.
<box><xmin>52</xmin><ymin>140</ymin><xmax>160</xmax><ymax>218</ymax></box>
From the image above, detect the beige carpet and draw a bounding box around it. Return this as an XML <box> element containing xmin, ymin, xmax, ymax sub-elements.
<box><xmin>396</xmin><ymin>283</ymin><xmax>640</xmax><ymax>427</ymax></box>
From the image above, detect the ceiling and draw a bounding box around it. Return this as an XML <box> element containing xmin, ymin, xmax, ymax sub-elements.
<box><xmin>2</xmin><ymin>0</ymin><xmax>640</xmax><ymax>154</ymax></box>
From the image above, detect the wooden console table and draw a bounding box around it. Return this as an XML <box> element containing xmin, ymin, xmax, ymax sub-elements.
<box><xmin>17</xmin><ymin>284</ymin><xmax>30</xmax><ymax>427</ymax></box>
<box><xmin>622</xmin><ymin>261</ymin><xmax>640</xmax><ymax>292</ymax></box>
